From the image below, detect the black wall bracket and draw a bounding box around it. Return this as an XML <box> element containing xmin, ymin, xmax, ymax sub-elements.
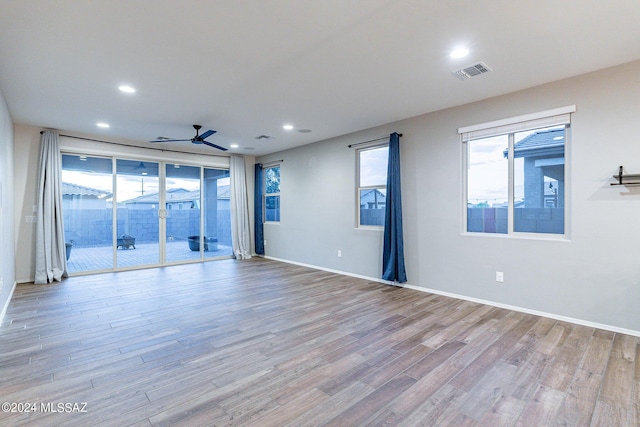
<box><xmin>611</xmin><ymin>165</ymin><xmax>640</xmax><ymax>185</ymax></box>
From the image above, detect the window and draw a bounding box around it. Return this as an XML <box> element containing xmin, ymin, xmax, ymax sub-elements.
<box><xmin>461</xmin><ymin>106</ymin><xmax>574</xmax><ymax>236</ymax></box>
<box><xmin>357</xmin><ymin>145</ymin><xmax>388</xmax><ymax>227</ymax></box>
<box><xmin>264</xmin><ymin>165</ymin><xmax>281</xmax><ymax>222</ymax></box>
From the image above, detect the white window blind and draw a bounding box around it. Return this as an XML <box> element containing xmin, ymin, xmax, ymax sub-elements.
<box><xmin>458</xmin><ymin>105</ymin><xmax>576</xmax><ymax>142</ymax></box>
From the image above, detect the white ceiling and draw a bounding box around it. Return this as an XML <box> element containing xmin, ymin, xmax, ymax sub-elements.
<box><xmin>1</xmin><ymin>0</ymin><xmax>640</xmax><ymax>156</ymax></box>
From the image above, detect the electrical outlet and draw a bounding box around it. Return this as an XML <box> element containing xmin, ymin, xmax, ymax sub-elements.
<box><xmin>264</xmin><ymin>240</ymin><xmax>267</xmax><ymax>246</ymax></box>
<box><xmin>337</xmin><ymin>250</ymin><xmax>342</xmax><ymax>257</ymax></box>
<box><xmin>496</xmin><ymin>271</ymin><xmax>504</xmax><ymax>283</ymax></box>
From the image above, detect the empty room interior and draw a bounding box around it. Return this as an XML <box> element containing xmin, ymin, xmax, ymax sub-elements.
<box><xmin>1</xmin><ymin>1</ymin><xmax>640</xmax><ymax>426</ymax></box>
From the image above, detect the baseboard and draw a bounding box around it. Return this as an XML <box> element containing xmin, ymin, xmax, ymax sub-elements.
<box><xmin>401</xmin><ymin>283</ymin><xmax>640</xmax><ymax>338</ymax></box>
<box><xmin>263</xmin><ymin>255</ymin><xmax>396</xmax><ymax>285</ymax></box>
<box><xmin>0</xmin><ymin>280</ymin><xmax>17</xmax><ymax>327</ymax></box>
<box><xmin>263</xmin><ymin>255</ymin><xmax>640</xmax><ymax>338</ymax></box>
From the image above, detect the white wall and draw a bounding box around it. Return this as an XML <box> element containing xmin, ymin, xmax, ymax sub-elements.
<box><xmin>260</xmin><ymin>136</ymin><xmax>386</xmax><ymax>277</ymax></box>
<box><xmin>258</xmin><ymin>60</ymin><xmax>640</xmax><ymax>333</ymax></box>
<box><xmin>13</xmin><ymin>124</ymin><xmax>41</xmax><ymax>284</ymax></box>
<box><xmin>0</xmin><ymin>86</ymin><xmax>15</xmax><ymax>323</ymax></box>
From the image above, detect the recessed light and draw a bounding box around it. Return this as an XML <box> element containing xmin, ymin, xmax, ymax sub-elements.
<box><xmin>96</xmin><ymin>122</ymin><xmax>110</xmax><ymax>128</ymax></box>
<box><xmin>118</xmin><ymin>85</ymin><xmax>136</xmax><ymax>93</ymax></box>
<box><xmin>283</xmin><ymin>124</ymin><xmax>294</xmax><ymax>130</ymax></box>
<box><xmin>450</xmin><ymin>47</ymin><xmax>470</xmax><ymax>59</ymax></box>
<box><xmin>230</xmin><ymin>144</ymin><xmax>239</xmax><ymax>149</ymax></box>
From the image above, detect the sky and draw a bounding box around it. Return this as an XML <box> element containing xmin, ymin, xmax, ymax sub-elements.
<box><xmin>467</xmin><ymin>134</ymin><xmax>510</xmax><ymax>204</ymax></box>
<box><xmin>359</xmin><ymin>145</ymin><xmax>388</xmax><ymax>187</ymax></box>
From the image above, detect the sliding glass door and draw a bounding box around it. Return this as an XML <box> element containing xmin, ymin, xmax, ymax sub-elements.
<box><xmin>165</xmin><ymin>165</ymin><xmax>232</xmax><ymax>262</ymax></box>
<box><xmin>62</xmin><ymin>154</ymin><xmax>232</xmax><ymax>274</ymax></box>
<box><xmin>204</xmin><ymin>168</ymin><xmax>231</xmax><ymax>259</ymax></box>
<box><xmin>115</xmin><ymin>159</ymin><xmax>160</xmax><ymax>268</ymax></box>
<box><xmin>61</xmin><ymin>154</ymin><xmax>114</xmax><ymax>273</ymax></box>
<box><xmin>165</xmin><ymin>163</ymin><xmax>202</xmax><ymax>263</ymax></box>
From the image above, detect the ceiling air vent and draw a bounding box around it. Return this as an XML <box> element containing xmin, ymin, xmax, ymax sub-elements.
<box><xmin>452</xmin><ymin>62</ymin><xmax>492</xmax><ymax>80</ymax></box>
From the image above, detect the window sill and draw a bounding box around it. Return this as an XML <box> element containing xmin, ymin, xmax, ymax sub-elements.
<box><xmin>356</xmin><ymin>226</ymin><xmax>384</xmax><ymax>232</ymax></box>
<box><xmin>461</xmin><ymin>231</ymin><xmax>570</xmax><ymax>242</ymax></box>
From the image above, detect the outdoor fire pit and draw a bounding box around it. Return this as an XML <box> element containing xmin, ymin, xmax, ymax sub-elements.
<box><xmin>117</xmin><ymin>234</ymin><xmax>136</xmax><ymax>249</ymax></box>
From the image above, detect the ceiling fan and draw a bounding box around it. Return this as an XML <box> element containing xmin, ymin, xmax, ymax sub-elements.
<box><xmin>150</xmin><ymin>124</ymin><xmax>227</xmax><ymax>151</ymax></box>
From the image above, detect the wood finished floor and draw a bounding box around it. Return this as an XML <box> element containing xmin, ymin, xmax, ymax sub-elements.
<box><xmin>0</xmin><ymin>258</ymin><xmax>638</xmax><ymax>426</ymax></box>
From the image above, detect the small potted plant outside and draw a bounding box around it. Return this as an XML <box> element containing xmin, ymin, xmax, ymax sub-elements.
<box><xmin>65</xmin><ymin>240</ymin><xmax>73</xmax><ymax>260</ymax></box>
<box><xmin>188</xmin><ymin>236</ymin><xmax>218</xmax><ymax>251</ymax></box>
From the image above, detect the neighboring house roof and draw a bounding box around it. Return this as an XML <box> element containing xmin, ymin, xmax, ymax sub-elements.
<box><xmin>504</xmin><ymin>128</ymin><xmax>565</xmax><ymax>158</ymax></box>
<box><xmin>360</xmin><ymin>189</ymin><xmax>386</xmax><ymax>203</ymax></box>
<box><xmin>218</xmin><ymin>184</ymin><xmax>230</xmax><ymax>200</ymax></box>
<box><xmin>166</xmin><ymin>189</ymin><xmax>199</xmax><ymax>203</ymax></box>
<box><xmin>125</xmin><ymin>188</ymin><xmax>190</xmax><ymax>204</ymax></box>
<box><xmin>360</xmin><ymin>188</ymin><xmax>386</xmax><ymax>196</ymax></box>
<box><xmin>62</xmin><ymin>182</ymin><xmax>111</xmax><ymax>198</ymax></box>
<box><xmin>124</xmin><ymin>185</ymin><xmax>230</xmax><ymax>204</ymax></box>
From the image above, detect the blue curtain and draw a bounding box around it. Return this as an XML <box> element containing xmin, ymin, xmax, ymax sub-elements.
<box><xmin>254</xmin><ymin>163</ymin><xmax>265</xmax><ymax>255</ymax></box>
<box><xmin>382</xmin><ymin>132</ymin><xmax>407</xmax><ymax>283</ymax></box>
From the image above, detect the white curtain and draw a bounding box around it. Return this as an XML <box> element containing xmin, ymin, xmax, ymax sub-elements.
<box><xmin>34</xmin><ymin>130</ymin><xmax>67</xmax><ymax>284</ymax></box>
<box><xmin>229</xmin><ymin>155</ymin><xmax>252</xmax><ymax>260</ymax></box>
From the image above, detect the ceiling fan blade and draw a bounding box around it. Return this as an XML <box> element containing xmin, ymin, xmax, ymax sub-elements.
<box><xmin>149</xmin><ymin>138</ymin><xmax>192</xmax><ymax>143</ymax></box>
<box><xmin>201</xmin><ymin>140</ymin><xmax>228</xmax><ymax>151</ymax></box>
<box><xmin>199</xmin><ymin>130</ymin><xmax>216</xmax><ymax>140</ymax></box>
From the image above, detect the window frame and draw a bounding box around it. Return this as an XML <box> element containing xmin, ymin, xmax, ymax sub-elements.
<box><xmin>356</xmin><ymin>143</ymin><xmax>389</xmax><ymax>229</ymax></box>
<box><xmin>460</xmin><ymin>106</ymin><xmax>574</xmax><ymax>239</ymax></box>
<box><xmin>263</xmin><ymin>163</ymin><xmax>281</xmax><ymax>223</ymax></box>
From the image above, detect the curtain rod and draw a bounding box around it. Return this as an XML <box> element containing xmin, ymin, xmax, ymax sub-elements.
<box><xmin>40</xmin><ymin>131</ymin><xmax>231</xmax><ymax>158</ymax></box>
<box><xmin>260</xmin><ymin>159</ymin><xmax>284</xmax><ymax>167</ymax></box>
<box><xmin>348</xmin><ymin>133</ymin><xmax>403</xmax><ymax>148</ymax></box>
